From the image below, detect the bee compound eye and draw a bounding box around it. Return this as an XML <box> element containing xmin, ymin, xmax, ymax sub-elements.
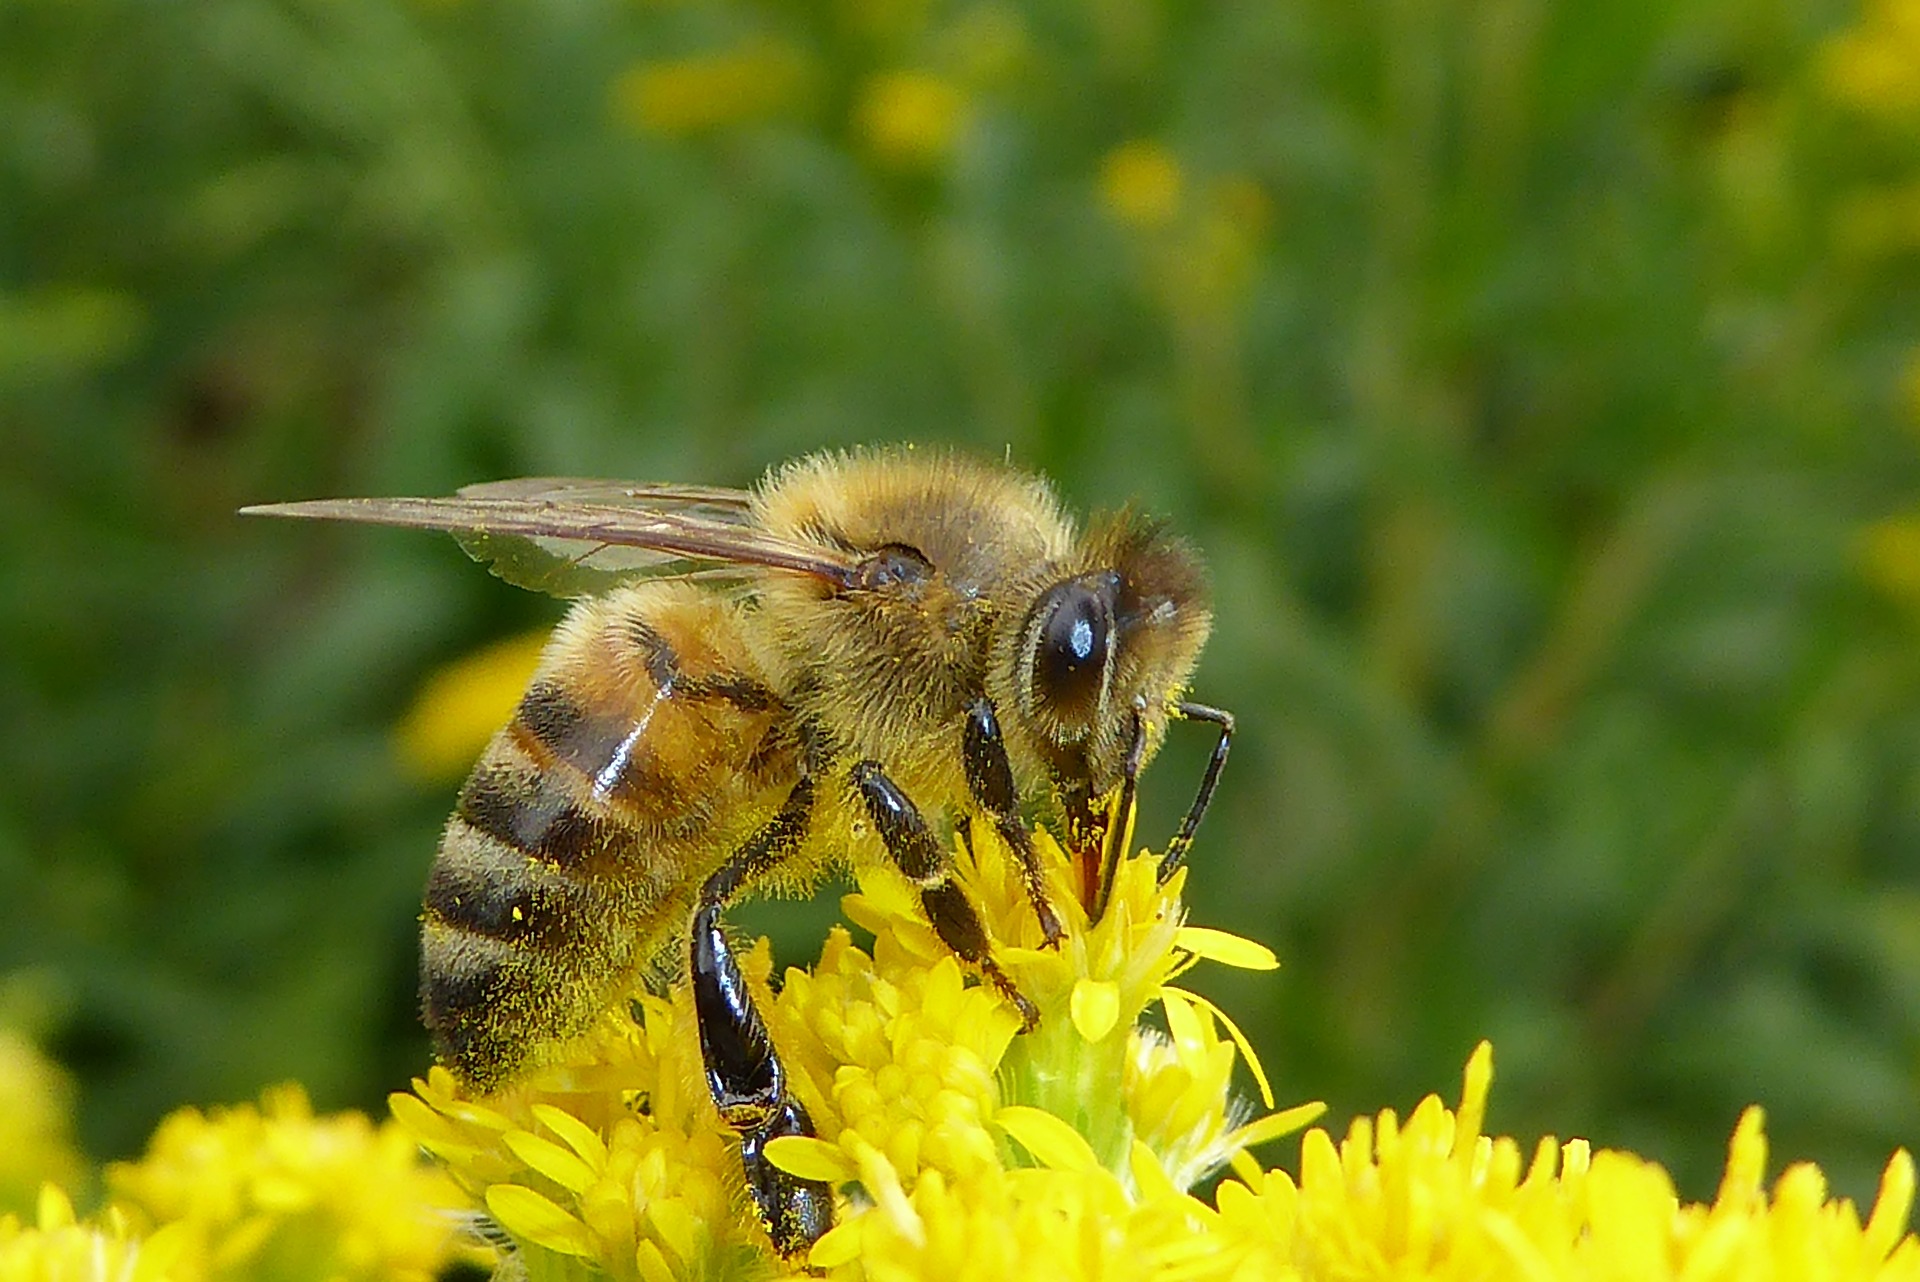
<box><xmin>1030</xmin><ymin>578</ymin><xmax>1113</xmax><ymax>721</ymax></box>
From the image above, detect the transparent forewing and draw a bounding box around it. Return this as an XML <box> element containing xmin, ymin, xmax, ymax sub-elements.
<box><xmin>449</xmin><ymin>528</ymin><xmax>725</xmax><ymax>598</ymax></box>
<box><xmin>457</xmin><ymin>477</ymin><xmax>756</xmax><ymax>524</ymax></box>
<box><xmin>239</xmin><ymin>492</ymin><xmax>857</xmax><ymax>598</ymax></box>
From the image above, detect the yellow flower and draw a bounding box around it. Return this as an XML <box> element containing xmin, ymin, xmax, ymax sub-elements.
<box><xmin>388</xmin><ymin>803</ymin><xmax>1919</xmax><ymax>1280</ymax></box>
<box><xmin>106</xmin><ymin>1085</ymin><xmax>478</xmax><ymax>1282</ymax></box>
<box><xmin>395</xmin><ymin>816</ymin><xmax>1312</xmax><ymax>1281</ymax></box>
<box><xmin>1822</xmin><ymin>0</ymin><xmax>1920</xmax><ymax>122</ymax></box>
<box><xmin>397</xmin><ymin>809</ymin><xmax>1313</xmax><ymax>1282</ymax></box>
<box><xmin>612</xmin><ymin>43</ymin><xmax>811</xmax><ymax>137</ymax></box>
<box><xmin>1857</xmin><ymin>513</ymin><xmax>1920</xmax><ymax>608</ymax></box>
<box><xmin>393</xmin><ymin>996</ymin><xmax>763</xmax><ymax>1280</ymax></box>
<box><xmin>1101</xmin><ymin>141</ymin><xmax>1185</xmax><ymax>230</ymax></box>
<box><xmin>394</xmin><ymin>628</ymin><xmax>548</xmax><ymax>781</ymax></box>
<box><xmin>0</xmin><ymin>1186</ymin><xmax>192</xmax><ymax>1282</ymax></box>
<box><xmin>0</xmin><ymin>1031</ymin><xmax>84</xmax><ymax>1220</ymax></box>
<box><xmin>1098</xmin><ymin>144</ymin><xmax>1272</xmax><ymax>322</ymax></box>
<box><xmin>1205</xmin><ymin>1042</ymin><xmax>1920</xmax><ymax>1282</ymax></box>
<box><xmin>854</xmin><ymin>71</ymin><xmax>968</xmax><ymax>168</ymax></box>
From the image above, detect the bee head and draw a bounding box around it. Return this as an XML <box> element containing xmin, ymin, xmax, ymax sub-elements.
<box><xmin>993</xmin><ymin>512</ymin><xmax>1212</xmax><ymax>795</ymax></box>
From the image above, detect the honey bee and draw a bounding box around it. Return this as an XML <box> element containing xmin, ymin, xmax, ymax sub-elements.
<box><xmin>244</xmin><ymin>446</ymin><xmax>1231</xmax><ymax>1254</ymax></box>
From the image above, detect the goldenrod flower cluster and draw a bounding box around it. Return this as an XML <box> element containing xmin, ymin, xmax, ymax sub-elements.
<box><xmin>1208</xmin><ymin>1043</ymin><xmax>1918</xmax><ymax>1282</ymax></box>
<box><xmin>394</xmin><ymin>822</ymin><xmax>1312</xmax><ymax>1282</ymax></box>
<box><xmin>391</xmin><ymin>809</ymin><xmax>1920</xmax><ymax>1282</ymax></box>
<box><xmin>0</xmin><ymin>1083</ymin><xmax>477</xmax><ymax>1282</ymax></box>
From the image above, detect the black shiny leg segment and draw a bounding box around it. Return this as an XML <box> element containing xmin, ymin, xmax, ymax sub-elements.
<box><xmin>691</xmin><ymin>777</ymin><xmax>834</xmax><ymax>1258</ymax></box>
<box><xmin>853</xmin><ymin>759</ymin><xmax>1040</xmax><ymax>1029</ymax></box>
<box><xmin>740</xmin><ymin>1098</ymin><xmax>833</xmax><ymax>1256</ymax></box>
<box><xmin>1155</xmin><ymin>700</ymin><xmax>1234</xmax><ymax>886</ymax></box>
<box><xmin>961</xmin><ymin>698</ymin><xmax>1065</xmax><ymax>947</ymax></box>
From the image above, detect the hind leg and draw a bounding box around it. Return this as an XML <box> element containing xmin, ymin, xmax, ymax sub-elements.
<box><xmin>690</xmin><ymin>776</ymin><xmax>833</xmax><ymax>1257</ymax></box>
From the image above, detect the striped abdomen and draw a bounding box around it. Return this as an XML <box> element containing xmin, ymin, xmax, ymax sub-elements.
<box><xmin>420</xmin><ymin>582</ymin><xmax>797</xmax><ymax>1090</ymax></box>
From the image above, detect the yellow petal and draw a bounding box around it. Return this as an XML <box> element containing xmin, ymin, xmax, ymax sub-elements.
<box><xmin>1128</xmin><ymin>1139</ymin><xmax>1181</xmax><ymax>1203</ymax></box>
<box><xmin>1174</xmin><ymin>926</ymin><xmax>1279</xmax><ymax>970</ymax></box>
<box><xmin>648</xmin><ymin>1197</ymin><xmax>700</xmax><ymax>1267</ymax></box>
<box><xmin>532</xmin><ymin>1103</ymin><xmax>608</xmax><ymax>1168</ymax></box>
<box><xmin>504</xmin><ymin>1130</ymin><xmax>597</xmax><ymax>1195</ymax></box>
<box><xmin>387</xmin><ymin>1091</ymin><xmax>461</xmax><ymax>1146</ymax></box>
<box><xmin>764</xmin><ymin>1135</ymin><xmax>858</xmax><ymax>1184</ymax></box>
<box><xmin>485</xmin><ymin>1183</ymin><xmax>596</xmax><ymax>1257</ymax></box>
<box><xmin>1225</xmin><ymin>1101</ymin><xmax>1327</xmax><ymax>1152</ymax></box>
<box><xmin>1456</xmin><ymin>1040</ymin><xmax>1494</xmax><ymax>1156</ymax></box>
<box><xmin>809</xmin><ymin>1221</ymin><xmax>865</xmax><ymax>1269</ymax></box>
<box><xmin>996</xmin><ymin>1106</ymin><xmax>1101</xmax><ymax>1174</ymax></box>
<box><xmin>1069</xmin><ymin>979</ymin><xmax>1122</xmax><ymax>1042</ymax></box>
<box><xmin>1163</xmin><ymin>986</ymin><xmax>1275</xmax><ymax>1109</ymax></box>
<box><xmin>635</xmin><ymin>1239</ymin><xmax>676</xmax><ymax>1282</ymax></box>
<box><xmin>132</xmin><ymin>1222</ymin><xmax>195</xmax><ymax>1282</ymax></box>
<box><xmin>34</xmin><ymin>1184</ymin><xmax>74</xmax><ymax>1231</ymax></box>
<box><xmin>1867</xmin><ymin>1149</ymin><xmax>1917</xmax><ymax>1260</ymax></box>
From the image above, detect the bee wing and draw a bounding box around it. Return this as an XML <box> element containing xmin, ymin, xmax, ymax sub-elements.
<box><xmin>456</xmin><ymin>477</ymin><xmax>757</xmax><ymax>523</ymax></box>
<box><xmin>240</xmin><ymin>489</ymin><xmax>857</xmax><ymax>598</ymax></box>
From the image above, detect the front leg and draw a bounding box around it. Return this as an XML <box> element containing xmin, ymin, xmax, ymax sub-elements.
<box><xmin>961</xmin><ymin>698</ymin><xmax>1066</xmax><ymax>947</ymax></box>
<box><xmin>851</xmin><ymin>760</ymin><xmax>1039</xmax><ymax>1029</ymax></box>
<box><xmin>690</xmin><ymin>777</ymin><xmax>833</xmax><ymax>1257</ymax></box>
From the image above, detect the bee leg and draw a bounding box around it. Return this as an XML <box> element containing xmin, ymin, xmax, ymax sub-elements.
<box><xmin>1155</xmin><ymin>700</ymin><xmax>1234</xmax><ymax>885</ymax></box>
<box><xmin>1089</xmin><ymin>702</ymin><xmax>1148</xmax><ymax>926</ymax></box>
<box><xmin>852</xmin><ymin>759</ymin><xmax>1041</xmax><ymax>1030</ymax></box>
<box><xmin>690</xmin><ymin>777</ymin><xmax>833</xmax><ymax>1257</ymax></box>
<box><xmin>961</xmin><ymin>697</ymin><xmax>1066</xmax><ymax>948</ymax></box>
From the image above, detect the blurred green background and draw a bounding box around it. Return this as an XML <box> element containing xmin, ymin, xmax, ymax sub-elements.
<box><xmin>5</xmin><ymin>0</ymin><xmax>1920</xmax><ymax>1211</ymax></box>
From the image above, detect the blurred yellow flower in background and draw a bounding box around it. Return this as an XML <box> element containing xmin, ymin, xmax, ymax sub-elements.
<box><xmin>0</xmin><ymin>1031</ymin><xmax>84</xmax><ymax>1221</ymax></box>
<box><xmin>613</xmin><ymin>43</ymin><xmax>812</xmax><ymax>137</ymax></box>
<box><xmin>1822</xmin><ymin>0</ymin><xmax>1920</xmax><ymax>122</ymax></box>
<box><xmin>106</xmin><ymin>1085</ymin><xmax>478</xmax><ymax>1282</ymax></box>
<box><xmin>0</xmin><ymin>1187</ymin><xmax>189</xmax><ymax>1282</ymax></box>
<box><xmin>1823</xmin><ymin>0</ymin><xmax>1920</xmax><ymax>256</ymax></box>
<box><xmin>394</xmin><ymin>628</ymin><xmax>548</xmax><ymax>782</ymax></box>
<box><xmin>1858</xmin><ymin>515</ymin><xmax>1920</xmax><ymax>609</ymax></box>
<box><xmin>1101</xmin><ymin>141</ymin><xmax>1185</xmax><ymax>231</ymax></box>
<box><xmin>855</xmin><ymin>71</ymin><xmax>969</xmax><ymax>168</ymax></box>
<box><xmin>0</xmin><ymin>1083</ymin><xmax>478</xmax><ymax>1282</ymax></box>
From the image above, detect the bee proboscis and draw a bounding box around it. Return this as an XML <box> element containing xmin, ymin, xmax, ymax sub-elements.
<box><xmin>243</xmin><ymin>446</ymin><xmax>1232</xmax><ymax>1255</ymax></box>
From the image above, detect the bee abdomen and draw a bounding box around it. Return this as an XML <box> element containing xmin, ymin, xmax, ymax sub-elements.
<box><xmin>422</xmin><ymin>824</ymin><xmax>589</xmax><ymax>948</ymax></box>
<box><xmin>420</xmin><ymin>755</ymin><xmax>648</xmax><ymax>1087</ymax></box>
<box><xmin>417</xmin><ymin>584</ymin><xmax>799</xmax><ymax>1091</ymax></box>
